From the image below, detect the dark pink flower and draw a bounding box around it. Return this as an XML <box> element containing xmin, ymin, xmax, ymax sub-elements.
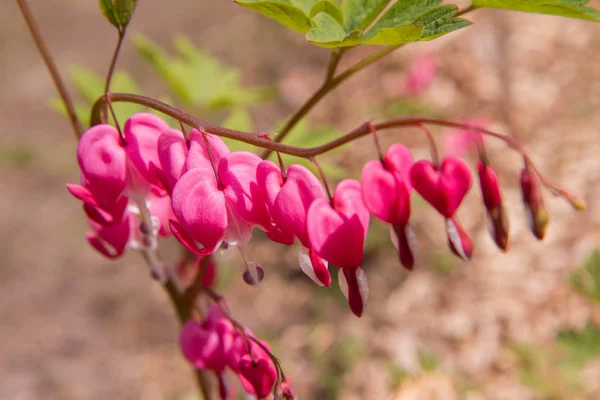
<box><xmin>257</xmin><ymin>161</ymin><xmax>330</xmax><ymax>286</ymax></box>
<box><xmin>520</xmin><ymin>168</ymin><xmax>549</xmax><ymax>240</ymax></box>
<box><xmin>307</xmin><ymin>179</ymin><xmax>370</xmax><ymax>316</ymax></box>
<box><xmin>237</xmin><ymin>341</ymin><xmax>277</xmax><ymax>398</ymax></box>
<box><xmin>86</xmin><ymin>212</ymin><xmax>132</xmax><ymax>259</ymax></box>
<box><xmin>477</xmin><ymin>161</ymin><xmax>509</xmax><ymax>250</ymax></box>
<box><xmin>362</xmin><ymin>144</ymin><xmax>416</xmax><ymax>269</ymax></box>
<box><xmin>410</xmin><ymin>157</ymin><xmax>472</xmax><ymax>218</ymax></box>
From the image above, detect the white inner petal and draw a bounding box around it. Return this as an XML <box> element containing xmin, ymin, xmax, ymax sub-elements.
<box><xmin>338</xmin><ymin>269</ymin><xmax>349</xmax><ymax>300</ymax></box>
<box><xmin>446</xmin><ymin>219</ymin><xmax>468</xmax><ymax>261</ymax></box>
<box><xmin>298</xmin><ymin>247</ymin><xmax>324</xmax><ymax>287</ymax></box>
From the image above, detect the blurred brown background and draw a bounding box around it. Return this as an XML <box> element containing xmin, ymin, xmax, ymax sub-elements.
<box><xmin>2</xmin><ymin>1</ymin><xmax>600</xmax><ymax>399</ymax></box>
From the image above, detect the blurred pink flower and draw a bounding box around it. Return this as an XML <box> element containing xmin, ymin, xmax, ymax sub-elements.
<box><xmin>401</xmin><ymin>53</ymin><xmax>438</xmax><ymax>96</ymax></box>
<box><xmin>441</xmin><ymin>118</ymin><xmax>489</xmax><ymax>157</ymax></box>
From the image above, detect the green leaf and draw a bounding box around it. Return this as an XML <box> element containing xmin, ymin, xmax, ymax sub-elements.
<box><xmin>413</xmin><ymin>4</ymin><xmax>472</xmax><ymax>40</ymax></box>
<box><xmin>472</xmin><ymin>0</ymin><xmax>600</xmax><ymax>21</ymax></box>
<box><xmin>556</xmin><ymin>322</ymin><xmax>600</xmax><ymax>369</ymax></box>
<box><xmin>234</xmin><ymin>0</ymin><xmax>314</xmax><ymax>33</ymax></box>
<box><xmin>69</xmin><ymin>65</ymin><xmax>104</xmax><ymax>104</ymax></box>
<box><xmin>99</xmin><ymin>0</ymin><xmax>138</xmax><ymax>29</ymax></box>
<box><xmin>363</xmin><ymin>24</ymin><xmax>423</xmax><ymax>45</ymax></box>
<box><xmin>310</xmin><ymin>0</ymin><xmax>345</xmax><ymax>25</ymax></box>
<box><xmin>570</xmin><ymin>250</ymin><xmax>600</xmax><ymax>303</ymax></box>
<box><xmin>133</xmin><ymin>35</ymin><xmax>274</xmax><ymax>109</ymax></box>
<box><xmin>367</xmin><ymin>1</ymin><xmax>470</xmax><ymax>43</ymax></box>
<box><xmin>368</xmin><ymin>0</ymin><xmax>441</xmax><ymax>33</ymax></box>
<box><xmin>306</xmin><ymin>12</ymin><xmax>362</xmax><ymax>47</ymax></box>
<box><xmin>341</xmin><ymin>0</ymin><xmax>392</xmax><ymax>32</ymax></box>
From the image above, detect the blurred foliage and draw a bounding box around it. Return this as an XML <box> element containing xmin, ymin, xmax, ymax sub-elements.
<box><xmin>235</xmin><ymin>0</ymin><xmax>471</xmax><ymax>48</ymax></box>
<box><xmin>570</xmin><ymin>249</ymin><xmax>600</xmax><ymax>303</ymax></box>
<box><xmin>510</xmin><ymin>322</ymin><xmax>600</xmax><ymax>399</ymax></box>
<box><xmin>49</xmin><ymin>65</ymin><xmax>145</xmax><ymax>128</ymax></box>
<box><xmin>0</xmin><ymin>144</ymin><xmax>35</xmax><ymax>169</ymax></box>
<box><xmin>472</xmin><ymin>0</ymin><xmax>600</xmax><ymax>21</ymax></box>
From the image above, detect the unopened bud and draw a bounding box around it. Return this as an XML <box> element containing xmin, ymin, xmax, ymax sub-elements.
<box><xmin>561</xmin><ymin>190</ymin><xmax>586</xmax><ymax>211</ymax></box>
<box><xmin>520</xmin><ymin>168</ymin><xmax>549</xmax><ymax>240</ymax></box>
<box><xmin>446</xmin><ymin>217</ymin><xmax>474</xmax><ymax>261</ymax></box>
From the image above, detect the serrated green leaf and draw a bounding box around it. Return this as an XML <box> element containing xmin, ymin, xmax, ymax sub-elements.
<box><xmin>99</xmin><ymin>0</ymin><xmax>138</xmax><ymax>29</ymax></box>
<box><xmin>363</xmin><ymin>24</ymin><xmax>423</xmax><ymax>44</ymax></box>
<box><xmin>234</xmin><ymin>0</ymin><xmax>314</xmax><ymax>33</ymax></box>
<box><xmin>413</xmin><ymin>4</ymin><xmax>472</xmax><ymax>39</ymax></box>
<box><xmin>472</xmin><ymin>0</ymin><xmax>600</xmax><ymax>21</ymax></box>
<box><xmin>341</xmin><ymin>0</ymin><xmax>393</xmax><ymax>32</ymax></box>
<box><xmin>368</xmin><ymin>0</ymin><xmax>441</xmax><ymax>34</ymax></box>
<box><xmin>310</xmin><ymin>0</ymin><xmax>344</xmax><ymax>25</ymax></box>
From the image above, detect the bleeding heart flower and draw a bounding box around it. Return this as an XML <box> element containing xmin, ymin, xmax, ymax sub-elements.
<box><xmin>123</xmin><ymin>113</ymin><xmax>170</xmax><ymax>193</ymax></box>
<box><xmin>520</xmin><ymin>167</ymin><xmax>549</xmax><ymax>240</ymax></box>
<box><xmin>445</xmin><ymin>217</ymin><xmax>473</xmax><ymax>261</ymax></box>
<box><xmin>237</xmin><ymin>342</ymin><xmax>277</xmax><ymax>398</ymax></box>
<box><xmin>184</xmin><ymin>129</ymin><xmax>230</xmax><ymax>173</ymax></box>
<box><xmin>477</xmin><ymin>161</ymin><xmax>509</xmax><ymax>250</ymax></box>
<box><xmin>86</xmin><ymin>212</ymin><xmax>132</xmax><ymax>258</ymax></box>
<box><xmin>257</xmin><ymin>161</ymin><xmax>330</xmax><ymax>286</ymax></box>
<box><xmin>362</xmin><ymin>144</ymin><xmax>416</xmax><ymax>270</ymax></box>
<box><xmin>147</xmin><ymin>192</ymin><xmax>175</xmax><ymax>237</ymax></box>
<box><xmin>410</xmin><ymin>157</ymin><xmax>472</xmax><ymax>218</ymax></box>
<box><xmin>157</xmin><ymin>128</ymin><xmax>188</xmax><ymax>194</ymax></box>
<box><xmin>307</xmin><ymin>179</ymin><xmax>370</xmax><ymax>316</ymax></box>
<box><xmin>76</xmin><ymin>124</ymin><xmax>127</xmax><ymax>206</ymax></box>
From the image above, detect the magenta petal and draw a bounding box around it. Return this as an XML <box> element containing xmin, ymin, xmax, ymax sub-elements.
<box><xmin>361</xmin><ymin>160</ymin><xmax>400</xmax><ymax>224</ymax></box>
<box><xmin>77</xmin><ymin>124</ymin><xmax>127</xmax><ymax>205</ymax></box>
<box><xmin>158</xmin><ymin>128</ymin><xmax>188</xmax><ymax>193</ymax></box>
<box><xmin>83</xmin><ymin>196</ymin><xmax>128</xmax><ymax>226</ymax></box>
<box><xmin>218</xmin><ymin>152</ymin><xmax>271</xmax><ymax>229</ymax></box>
<box><xmin>439</xmin><ymin>157</ymin><xmax>472</xmax><ymax>216</ymax></box>
<box><xmin>256</xmin><ymin>160</ymin><xmax>283</xmax><ymax>212</ymax></box>
<box><xmin>384</xmin><ymin>144</ymin><xmax>414</xmax><ymax>190</ymax></box>
<box><xmin>338</xmin><ymin>268</ymin><xmax>369</xmax><ymax>317</ymax></box>
<box><xmin>238</xmin><ymin>356</ymin><xmax>277</xmax><ymax>398</ymax></box>
<box><xmin>477</xmin><ymin>161</ymin><xmax>502</xmax><ymax>210</ymax></box>
<box><xmin>123</xmin><ymin>113</ymin><xmax>169</xmax><ymax>189</ymax></box>
<box><xmin>86</xmin><ymin>214</ymin><xmax>131</xmax><ymax>258</ymax></box>
<box><xmin>66</xmin><ymin>184</ymin><xmax>98</xmax><ymax>206</ymax></box>
<box><xmin>273</xmin><ymin>164</ymin><xmax>326</xmax><ymax>247</ymax></box>
<box><xmin>148</xmin><ymin>193</ymin><xmax>175</xmax><ymax>237</ymax></box>
<box><xmin>446</xmin><ymin>217</ymin><xmax>473</xmax><ymax>261</ymax></box>
<box><xmin>180</xmin><ymin>320</ymin><xmax>220</xmax><ymax>370</ymax></box>
<box><xmin>185</xmin><ymin>130</ymin><xmax>230</xmax><ymax>173</ymax></box>
<box><xmin>309</xmin><ymin>248</ymin><xmax>331</xmax><ymax>287</ymax></box>
<box><xmin>171</xmin><ymin>168</ymin><xmax>228</xmax><ymax>252</ymax></box>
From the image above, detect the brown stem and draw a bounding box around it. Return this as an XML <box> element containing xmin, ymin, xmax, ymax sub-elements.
<box><xmin>91</xmin><ymin>93</ymin><xmax>523</xmax><ymax>157</ymax></box>
<box><xmin>16</xmin><ymin>0</ymin><xmax>83</xmax><ymax>138</ymax></box>
<box><xmin>105</xmin><ymin>28</ymin><xmax>126</xmax><ymax>95</ymax></box>
<box><xmin>418</xmin><ymin>124</ymin><xmax>440</xmax><ymax>166</ymax></box>
<box><xmin>310</xmin><ymin>157</ymin><xmax>333</xmax><ymax>205</ymax></box>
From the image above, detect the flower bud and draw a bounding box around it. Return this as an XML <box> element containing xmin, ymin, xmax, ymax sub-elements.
<box><xmin>445</xmin><ymin>217</ymin><xmax>473</xmax><ymax>261</ymax></box>
<box><xmin>561</xmin><ymin>190</ymin><xmax>586</xmax><ymax>211</ymax></box>
<box><xmin>520</xmin><ymin>168</ymin><xmax>549</xmax><ymax>240</ymax></box>
<box><xmin>477</xmin><ymin>162</ymin><xmax>509</xmax><ymax>251</ymax></box>
<box><xmin>243</xmin><ymin>265</ymin><xmax>265</xmax><ymax>285</ymax></box>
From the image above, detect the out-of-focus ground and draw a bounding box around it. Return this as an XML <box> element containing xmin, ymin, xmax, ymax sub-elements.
<box><xmin>1</xmin><ymin>1</ymin><xmax>600</xmax><ymax>399</ymax></box>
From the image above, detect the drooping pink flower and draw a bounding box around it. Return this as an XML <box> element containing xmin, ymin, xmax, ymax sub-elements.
<box><xmin>410</xmin><ymin>157</ymin><xmax>472</xmax><ymax>218</ymax></box>
<box><xmin>147</xmin><ymin>191</ymin><xmax>175</xmax><ymax>237</ymax></box>
<box><xmin>401</xmin><ymin>53</ymin><xmax>437</xmax><ymax>96</ymax></box>
<box><xmin>157</xmin><ymin>128</ymin><xmax>188</xmax><ymax>194</ymax></box>
<box><xmin>307</xmin><ymin>179</ymin><xmax>370</xmax><ymax>316</ymax></box>
<box><xmin>123</xmin><ymin>113</ymin><xmax>170</xmax><ymax>195</ymax></box>
<box><xmin>361</xmin><ymin>144</ymin><xmax>417</xmax><ymax>270</ymax></box>
<box><xmin>237</xmin><ymin>341</ymin><xmax>277</xmax><ymax>398</ymax></box>
<box><xmin>520</xmin><ymin>167</ymin><xmax>549</xmax><ymax>240</ymax></box>
<box><xmin>184</xmin><ymin>129</ymin><xmax>230</xmax><ymax>173</ymax></box>
<box><xmin>280</xmin><ymin>377</ymin><xmax>296</xmax><ymax>399</ymax></box>
<box><xmin>75</xmin><ymin>124</ymin><xmax>127</xmax><ymax>206</ymax></box>
<box><xmin>85</xmin><ymin>212</ymin><xmax>133</xmax><ymax>259</ymax></box>
<box><xmin>477</xmin><ymin>161</ymin><xmax>509</xmax><ymax>250</ymax></box>
<box><xmin>257</xmin><ymin>161</ymin><xmax>330</xmax><ymax>286</ymax></box>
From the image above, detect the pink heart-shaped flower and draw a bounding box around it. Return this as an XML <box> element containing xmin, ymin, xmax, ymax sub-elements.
<box><xmin>410</xmin><ymin>157</ymin><xmax>472</xmax><ymax>217</ymax></box>
<box><xmin>238</xmin><ymin>356</ymin><xmax>277</xmax><ymax>398</ymax></box>
<box><xmin>307</xmin><ymin>179</ymin><xmax>370</xmax><ymax>269</ymax></box>
<box><xmin>157</xmin><ymin>128</ymin><xmax>188</xmax><ymax>193</ymax></box>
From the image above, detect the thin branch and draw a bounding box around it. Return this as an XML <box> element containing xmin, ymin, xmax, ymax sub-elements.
<box><xmin>105</xmin><ymin>28</ymin><xmax>127</xmax><ymax>95</ymax></box>
<box><xmin>16</xmin><ymin>0</ymin><xmax>83</xmax><ymax>138</ymax></box>
<box><xmin>91</xmin><ymin>93</ymin><xmax>523</xmax><ymax>157</ymax></box>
